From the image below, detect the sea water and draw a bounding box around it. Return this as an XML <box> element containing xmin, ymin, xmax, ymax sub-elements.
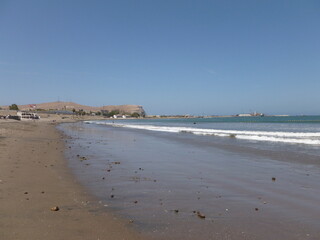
<box><xmin>85</xmin><ymin>116</ymin><xmax>320</xmax><ymax>158</ymax></box>
<box><xmin>58</xmin><ymin>116</ymin><xmax>320</xmax><ymax>240</ymax></box>
<box><xmin>86</xmin><ymin>116</ymin><xmax>320</xmax><ymax>144</ymax></box>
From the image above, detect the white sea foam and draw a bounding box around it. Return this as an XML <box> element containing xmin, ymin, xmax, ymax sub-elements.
<box><xmin>84</xmin><ymin>121</ymin><xmax>320</xmax><ymax>145</ymax></box>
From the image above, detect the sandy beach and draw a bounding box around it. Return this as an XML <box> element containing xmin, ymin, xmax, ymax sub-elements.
<box><xmin>2</xmin><ymin>116</ymin><xmax>320</xmax><ymax>240</ymax></box>
<box><xmin>0</xmin><ymin>119</ymin><xmax>147</xmax><ymax>240</ymax></box>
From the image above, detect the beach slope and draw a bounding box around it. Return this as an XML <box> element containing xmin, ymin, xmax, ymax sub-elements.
<box><xmin>0</xmin><ymin>121</ymin><xmax>145</xmax><ymax>240</ymax></box>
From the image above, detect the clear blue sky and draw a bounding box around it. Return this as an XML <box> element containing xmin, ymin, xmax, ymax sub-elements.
<box><xmin>0</xmin><ymin>0</ymin><xmax>319</xmax><ymax>115</ymax></box>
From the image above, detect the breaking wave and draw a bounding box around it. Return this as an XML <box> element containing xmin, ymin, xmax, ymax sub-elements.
<box><xmin>84</xmin><ymin>121</ymin><xmax>320</xmax><ymax>145</ymax></box>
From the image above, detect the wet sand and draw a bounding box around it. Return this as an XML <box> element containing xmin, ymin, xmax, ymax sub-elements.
<box><xmin>0</xmin><ymin>120</ymin><xmax>146</xmax><ymax>240</ymax></box>
<box><xmin>60</xmin><ymin>122</ymin><xmax>320</xmax><ymax>240</ymax></box>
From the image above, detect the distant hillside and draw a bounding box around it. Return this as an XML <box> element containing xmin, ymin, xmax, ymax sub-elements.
<box><xmin>2</xmin><ymin>101</ymin><xmax>145</xmax><ymax>115</ymax></box>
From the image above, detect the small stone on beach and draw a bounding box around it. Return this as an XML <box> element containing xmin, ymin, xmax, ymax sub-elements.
<box><xmin>51</xmin><ymin>206</ymin><xmax>59</xmax><ymax>211</ymax></box>
<box><xmin>196</xmin><ymin>211</ymin><xmax>205</xmax><ymax>219</ymax></box>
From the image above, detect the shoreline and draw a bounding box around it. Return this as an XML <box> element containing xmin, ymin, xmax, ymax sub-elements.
<box><xmin>60</xmin><ymin>121</ymin><xmax>320</xmax><ymax>240</ymax></box>
<box><xmin>0</xmin><ymin>120</ymin><xmax>147</xmax><ymax>240</ymax></box>
<box><xmin>2</xmin><ymin>117</ymin><xmax>320</xmax><ymax>240</ymax></box>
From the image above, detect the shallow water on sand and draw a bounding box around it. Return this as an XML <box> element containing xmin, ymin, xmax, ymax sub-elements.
<box><xmin>58</xmin><ymin>121</ymin><xmax>320</xmax><ymax>240</ymax></box>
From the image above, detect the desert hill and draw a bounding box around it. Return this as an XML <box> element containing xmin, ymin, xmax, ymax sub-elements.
<box><xmin>2</xmin><ymin>101</ymin><xmax>145</xmax><ymax>115</ymax></box>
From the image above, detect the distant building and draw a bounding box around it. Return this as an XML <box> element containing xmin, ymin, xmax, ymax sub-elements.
<box><xmin>237</xmin><ymin>112</ymin><xmax>264</xmax><ymax>117</ymax></box>
<box><xmin>237</xmin><ymin>113</ymin><xmax>252</xmax><ymax>117</ymax></box>
<box><xmin>112</xmin><ymin>115</ymin><xmax>127</xmax><ymax>119</ymax></box>
<box><xmin>29</xmin><ymin>104</ymin><xmax>37</xmax><ymax>110</ymax></box>
<box><xmin>17</xmin><ymin>111</ymin><xmax>40</xmax><ymax>120</ymax></box>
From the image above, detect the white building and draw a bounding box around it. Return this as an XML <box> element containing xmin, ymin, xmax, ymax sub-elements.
<box><xmin>17</xmin><ymin>111</ymin><xmax>40</xmax><ymax>120</ymax></box>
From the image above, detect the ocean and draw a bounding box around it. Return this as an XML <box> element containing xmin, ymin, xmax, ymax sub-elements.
<box><xmin>58</xmin><ymin>116</ymin><xmax>320</xmax><ymax>240</ymax></box>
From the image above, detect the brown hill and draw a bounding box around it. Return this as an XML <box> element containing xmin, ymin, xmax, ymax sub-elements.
<box><xmin>2</xmin><ymin>101</ymin><xmax>145</xmax><ymax>115</ymax></box>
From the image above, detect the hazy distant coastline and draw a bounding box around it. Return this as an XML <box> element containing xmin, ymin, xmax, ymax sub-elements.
<box><xmin>1</xmin><ymin>101</ymin><xmax>145</xmax><ymax>116</ymax></box>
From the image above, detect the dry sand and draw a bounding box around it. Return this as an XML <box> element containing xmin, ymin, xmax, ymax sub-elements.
<box><xmin>0</xmin><ymin>119</ymin><xmax>147</xmax><ymax>240</ymax></box>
